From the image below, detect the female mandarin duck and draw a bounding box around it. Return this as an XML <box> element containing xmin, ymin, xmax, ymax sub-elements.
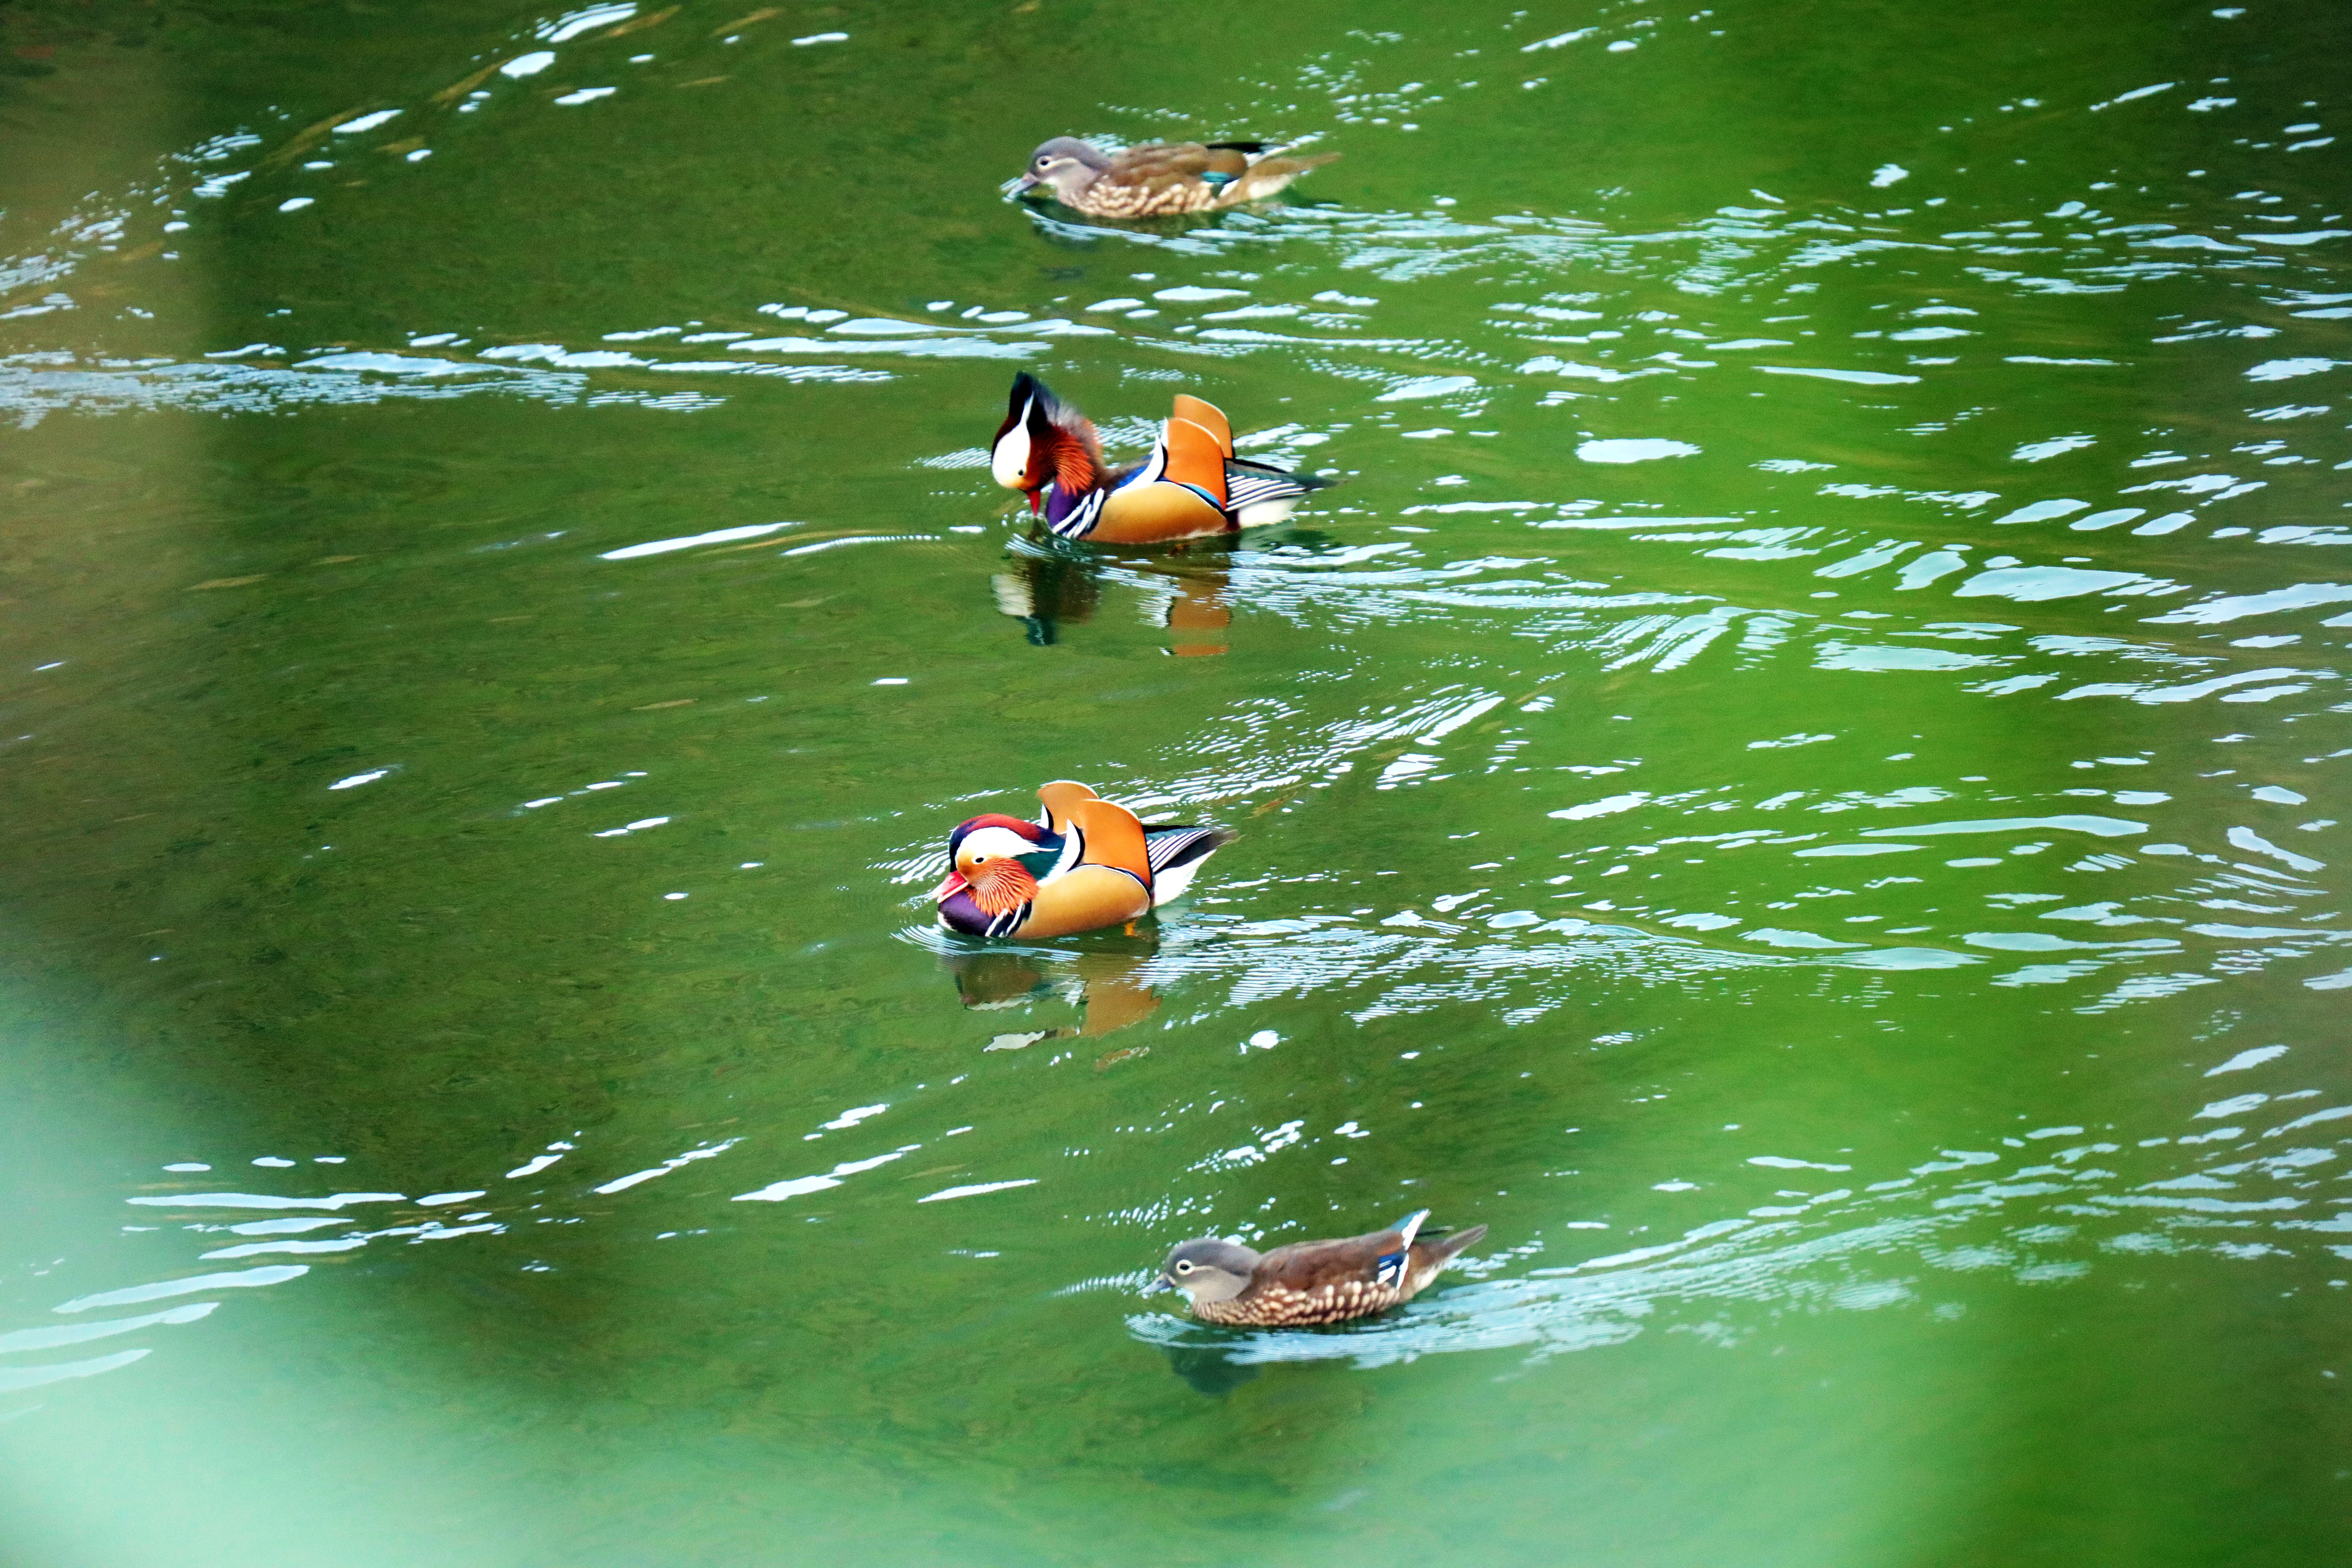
<box><xmin>990</xmin><ymin>372</ymin><xmax>1328</xmax><ymax>545</ymax></box>
<box><xmin>1007</xmin><ymin>136</ymin><xmax>1338</xmax><ymax>218</ymax></box>
<box><xmin>1153</xmin><ymin>1210</ymin><xmax>1489</xmax><ymax>1327</ymax></box>
<box><xmin>933</xmin><ymin>780</ymin><xmax>1236</xmax><ymax>940</ymax></box>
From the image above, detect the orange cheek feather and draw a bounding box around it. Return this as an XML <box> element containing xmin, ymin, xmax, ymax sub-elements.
<box><xmin>969</xmin><ymin>861</ymin><xmax>1041</xmax><ymax>915</ymax></box>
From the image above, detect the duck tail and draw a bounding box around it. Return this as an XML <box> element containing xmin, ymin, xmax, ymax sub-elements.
<box><xmin>1230</xmin><ymin>149</ymin><xmax>1339</xmax><ymax>201</ymax></box>
<box><xmin>1415</xmin><ymin>1224</ymin><xmax>1488</xmax><ymax>1272</ymax></box>
<box><xmin>1222</xmin><ymin>457</ymin><xmax>1333</xmax><ymax>527</ymax></box>
<box><xmin>1140</xmin><ymin>823</ymin><xmax>1237</xmax><ymax>874</ymax></box>
<box><xmin>1139</xmin><ymin>823</ymin><xmax>1236</xmax><ymax>906</ymax></box>
<box><xmin>1227</xmin><ymin>456</ymin><xmax>1335</xmax><ymax>490</ymax></box>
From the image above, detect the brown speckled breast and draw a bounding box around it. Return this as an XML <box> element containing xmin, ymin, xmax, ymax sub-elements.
<box><xmin>1192</xmin><ymin>1277</ymin><xmax>1413</xmax><ymax>1327</ymax></box>
<box><xmin>1069</xmin><ymin>181</ymin><xmax>1228</xmax><ymax>219</ymax></box>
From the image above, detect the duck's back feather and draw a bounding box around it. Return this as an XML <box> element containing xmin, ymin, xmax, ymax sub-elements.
<box><xmin>1074</xmin><ymin>142</ymin><xmax>1339</xmax><ymax>217</ymax></box>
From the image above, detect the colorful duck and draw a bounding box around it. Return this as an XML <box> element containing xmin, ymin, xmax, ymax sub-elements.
<box><xmin>990</xmin><ymin>372</ymin><xmax>1328</xmax><ymax>545</ymax></box>
<box><xmin>933</xmin><ymin>780</ymin><xmax>1237</xmax><ymax>940</ymax></box>
<box><xmin>1152</xmin><ymin>1210</ymin><xmax>1490</xmax><ymax>1327</ymax></box>
<box><xmin>1006</xmin><ymin>137</ymin><xmax>1338</xmax><ymax>218</ymax></box>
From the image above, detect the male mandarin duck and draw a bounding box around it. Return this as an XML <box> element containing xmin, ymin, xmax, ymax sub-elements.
<box><xmin>1153</xmin><ymin>1209</ymin><xmax>1489</xmax><ymax>1327</ymax></box>
<box><xmin>990</xmin><ymin>372</ymin><xmax>1329</xmax><ymax>545</ymax></box>
<box><xmin>1007</xmin><ymin>136</ymin><xmax>1338</xmax><ymax>218</ymax></box>
<box><xmin>933</xmin><ymin>780</ymin><xmax>1236</xmax><ymax>940</ymax></box>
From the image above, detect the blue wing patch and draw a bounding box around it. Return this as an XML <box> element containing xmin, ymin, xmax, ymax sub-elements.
<box><xmin>1374</xmin><ymin>1209</ymin><xmax>1429</xmax><ymax>1289</ymax></box>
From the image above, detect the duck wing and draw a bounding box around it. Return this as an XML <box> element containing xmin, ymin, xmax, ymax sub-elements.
<box><xmin>1256</xmin><ymin>1210</ymin><xmax>1429</xmax><ymax>1293</ymax></box>
<box><xmin>1161</xmin><ymin>417</ymin><xmax>1230</xmax><ymax>509</ymax></box>
<box><xmin>1036</xmin><ymin>780</ymin><xmax>1102</xmax><ymax>837</ymax></box>
<box><xmin>1088</xmin><ymin>422</ymin><xmax>1231</xmax><ymax>543</ymax></box>
<box><xmin>1060</xmin><ymin>795</ymin><xmax>1153</xmax><ymax>889</ymax></box>
<box><xmin>1170</xmin><ymin>393</ymin><xmax>1233</xmax><ymax>454</ymax></box>
<box><xmin>1102</xmin><ymin>141</ymin><xmax>1254</xmax><ymax>194</ymax></box>
<box><xmin>1009</xmin><ymin>795</ymin><xmax>1156</xmax><ymax>938</ymax></box>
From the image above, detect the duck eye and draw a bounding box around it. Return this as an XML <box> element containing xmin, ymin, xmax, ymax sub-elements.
<box><xmin>1175</xmin><ymin>1260</ymin><xmax>1194</xmax><ymax>1273</ymax></box>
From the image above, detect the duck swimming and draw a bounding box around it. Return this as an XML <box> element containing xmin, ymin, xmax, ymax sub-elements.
<box><xmin>1006</xmin><ymin>136</ymin><xmax>1337</xmax><ymax>219</ymax></box>
<box><xmin>1153</xmin><ymin>1209</ymin><xmax>1489</xmax><ymax>1327</ymax></box>
<box><xmin>933</xmin><ymin>780</ymin><xmax>1236</xmax><ymax>940</ymax></box>
<box><xmin>990</xmin><ymin>372</ymin><xmax>1328</xmax><ymax>546</ymax></box>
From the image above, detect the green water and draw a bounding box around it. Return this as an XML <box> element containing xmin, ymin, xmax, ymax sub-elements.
<box><xmin>3</xmin><ymin>0</ymin><xmax>2349</xmax><ymax>1561</ymax></box>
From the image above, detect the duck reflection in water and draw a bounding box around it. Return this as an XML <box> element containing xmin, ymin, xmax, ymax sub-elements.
<box><xmin>940</xmin><ymin>941</ymin><xmax>1161</xmax><ymax>1057</ymax></box>
<box><xmin>990</xmin><ymin>549</ymin><xmax>1098</xmax><ymax>647</ymax></box>
<box><xmin>990</xmin><ymin>544</ymin><xmax>1234</xmax><ymax>656</ymax></box>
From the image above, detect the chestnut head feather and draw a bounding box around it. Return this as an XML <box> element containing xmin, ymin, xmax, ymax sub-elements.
<box><xmin>962</xmin><ymin>855</ymin><xmax>1040</xmax><ymax>915</ymax></box>
<box><xmin>989</xmin><ymin>373</ymin><xmax>1105</xmax><ymax>497</ymax></box>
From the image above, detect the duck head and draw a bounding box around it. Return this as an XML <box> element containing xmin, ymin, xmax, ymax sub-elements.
<box><xmin>1004</xmin><ymin>136</ymin><xmax>1110</xmax><ymax>203</ymax></box>
<box><xmin>990</xmin><ymin>372</ymin><xmax>1106</xmax><ymax>510</ymax></box>
<box><xmin>1153</xmin><ymin>1237</ymin><xmax>1261</xmax><ymax>1303</ymax></box>
<box><xmin>933</xmin><ymin>813</ymin><xmax>1059</xmax><ymax>916</ymax></box>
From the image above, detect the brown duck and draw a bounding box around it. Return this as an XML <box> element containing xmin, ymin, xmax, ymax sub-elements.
<box><xmin>1152</xmin><ymin>1209</ymin><xmax>1487</xmax><ymax>1326</ymax></box>
<box><xmin>1006</xmin><ymin>136</ymin><xmax>1338</xmax><ymax>218</ymax></box>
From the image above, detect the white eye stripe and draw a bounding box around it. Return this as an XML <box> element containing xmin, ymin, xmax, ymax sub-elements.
<box><xmin>989</xmin><ymin>410</ymin><xmax>1034</xmax><ymax>488</ymax></box>
<box><xmin>958</xmin><ymin>826</ymin><xmax>1036</xmax><ymax>860</ymax></box>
